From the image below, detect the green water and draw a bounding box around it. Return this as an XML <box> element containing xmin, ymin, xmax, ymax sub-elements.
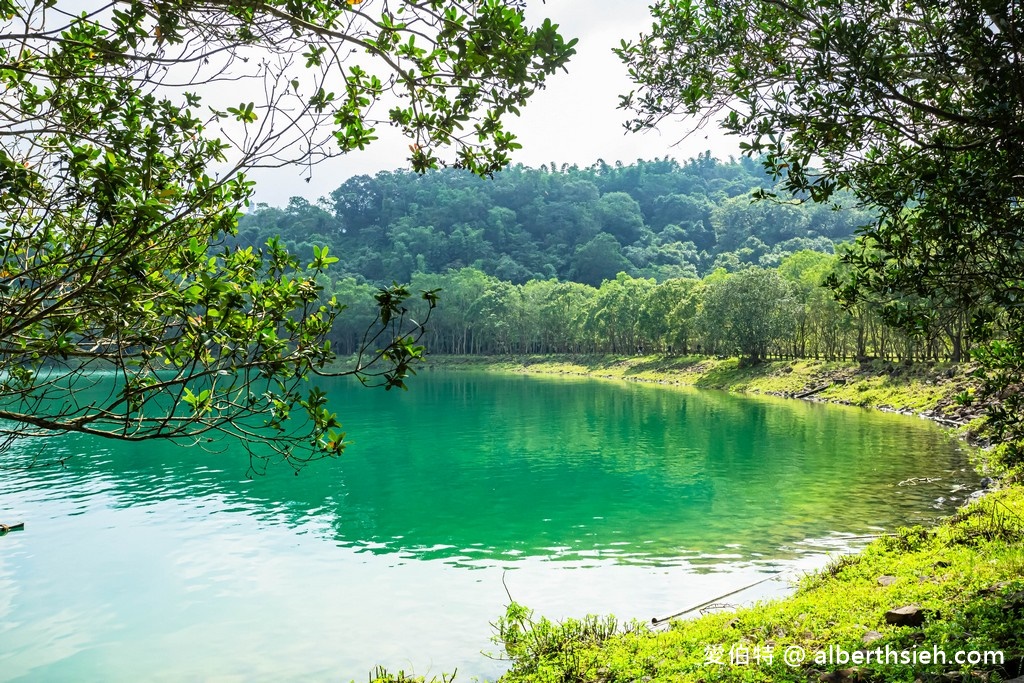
<box><xmin>0</xmin><ymin>370</ymin><xmax>979</xmax><ymax>681</ymax></box>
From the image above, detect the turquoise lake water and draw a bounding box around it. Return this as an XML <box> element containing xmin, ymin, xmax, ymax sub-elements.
<box><xmin>0</xmin><ymin>370</ymin><xmax>980</xmax><ymax>681</ymax></box>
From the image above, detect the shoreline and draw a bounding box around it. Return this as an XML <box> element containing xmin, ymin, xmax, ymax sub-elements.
<box><xmin>367</xmin><ymin>354</ymin><xmax>1023</xmax><ymax>683</ymax></box>
<box><xmin>424</xmin><ymin>353</ymin><xmax>987</xmax><ymax>437</ymax></box>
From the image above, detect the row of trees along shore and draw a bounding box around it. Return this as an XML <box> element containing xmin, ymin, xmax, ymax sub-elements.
<box><xmin>326</xmin><ymin>258</ymin><xmax>970</xmax><ymax>365</ymax></box>
<box><xmin>236</xmin><ymin>160</ymin><xmax>973</xmax><ymax>365</ymax></box>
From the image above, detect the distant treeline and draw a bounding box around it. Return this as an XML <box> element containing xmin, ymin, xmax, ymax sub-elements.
<box><xmin>236</xmin><ymin>155</ymin><xmax>875</xmax><ymax>286</ymax></box>
<box><xmin>326</xmin><ymin>258</ymin><xmax>971</xmax><ymax>364</ymax></box>
<box><xmin>237</xmin><ymin>157</ymin><xmax>971</xmax><ymax>364</ymax></box>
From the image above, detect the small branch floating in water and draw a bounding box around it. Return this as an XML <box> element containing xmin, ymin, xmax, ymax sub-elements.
<box><xmin>899</xmin><ymin>477</ymin><xmax>942</xmax><ymax>486</ymax></box>
<box><xmin>836</xmin><ymin>533</ymin><xmax>896</xmax><ymax>540</ymax></box>
<box><xmin>793</xmin><ymin>383</ymin><xmax>832</xmax><ymax>399</ymax></box>
<box><xmin>651</xmin><ymin>573</ymin><xmax>783</xmax><ymax>625</ymax></box>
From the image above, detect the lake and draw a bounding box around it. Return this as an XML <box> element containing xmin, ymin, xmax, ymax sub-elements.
<box><xmin>0</xmin><ymin>370</ymin><xmax>980</xmax><ymax>681</ymax></box>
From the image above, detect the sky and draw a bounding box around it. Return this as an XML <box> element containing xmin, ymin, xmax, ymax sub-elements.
<box><xmin>249</xmin><ymin>0</ymin><xmax>742</xmax><ymax>207</ymax></box>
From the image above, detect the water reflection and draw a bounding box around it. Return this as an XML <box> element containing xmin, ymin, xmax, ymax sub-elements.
<box><xmin>3</xmin><ymin>371</ymin><xmax>979</xmax><ymax>568</ymax></box>
<box><xmin>0</xmin><ymin>371</ymin><xmax>982</xmax><ymax>680</ymax></box>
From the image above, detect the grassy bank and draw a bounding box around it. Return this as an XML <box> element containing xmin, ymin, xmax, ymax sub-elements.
<box><xmin>370</xmin><ymin>354</ymin><xmax>1020</xmax><ymax>683</ymax></box>
<box><xmin>427</xmin><ymin>354</ymin><xmax>981</xmax><ymax>426</ymax></box>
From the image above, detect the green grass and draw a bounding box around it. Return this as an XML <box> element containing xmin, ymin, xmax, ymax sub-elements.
<box><xmin>427</xmin><ymin>355</ymin><xmax>973</xmax><ymax>418</ymax></box>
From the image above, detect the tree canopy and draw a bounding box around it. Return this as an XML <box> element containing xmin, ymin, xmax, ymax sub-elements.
<box><xmin>237</xmin><ymin>157</ymin><xmax>874</xmax><ymax>285</ymax></box>
<box><xmin>309</xmin><ymin>253</ymin><xmax>962</xmax><ymax>368</ymax></box>
<box><xmin>618</xmin><ymin>0</ymin><xmax>1024</xmax><ymax>461</ymax></box>
<box><xmin>0</xmin><ymin>0</ymin><xmax>575</xmax><ymax>471</ymax></box>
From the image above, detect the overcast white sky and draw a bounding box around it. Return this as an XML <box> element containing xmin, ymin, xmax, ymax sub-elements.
<box><xmin>249</xmin><ymin>0</ymin><xmax>742</xmax><ymax>207</ymax></box>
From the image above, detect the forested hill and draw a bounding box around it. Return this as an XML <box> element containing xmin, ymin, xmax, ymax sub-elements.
<box><xmin>236</xmin><ymin>155</ymin><xmax>874</xmax><ymax>286</ymax></box>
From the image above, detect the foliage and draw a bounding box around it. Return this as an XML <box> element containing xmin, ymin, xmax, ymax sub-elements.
<box><xmin>493</xmin><ymin>601</ymin><xmax>645</xmax><ymax>682</ymax></box>
<box><xmin>237</xmin><ymin>157</ymin><xmax>875</xmax><ymax>285</ymax></box>
<box><xmin>570</xmin><ymin>233</ymin><xmax>634</xmax><ymax>287</ymax></box>
<box><xmin>696</xmin><ymin>267</ymin><xmax>797</xmax><ymax>362</ymax></box>
<box><xmin>973</xmin><ymin>340</ymin><xmax>1024</xmax><ymax>465</ymax></box>
<box><xmin>364</xmin><ymin>666</ymin><xmax>455</xmax><ymax>683</ymax></box>
<box><xmin>348</xmin><ymin>260</ymin><xmax>966</xmax><ymax>366</ymax></box>
<box><xmin>0</xmin><ymin>0</ymin><xmax>573</xmax><ymax>469</ymax></box>
<box><xmin>617</xmin><ymin>0</ymin><xmax>1024</xmax><ymax>462</ymax></box>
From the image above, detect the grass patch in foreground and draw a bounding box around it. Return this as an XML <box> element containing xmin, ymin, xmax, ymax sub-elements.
<box><xmin>492</xmin><ymin>486</ymin><xmax>1024</xmax><ymax>683</ymax></box>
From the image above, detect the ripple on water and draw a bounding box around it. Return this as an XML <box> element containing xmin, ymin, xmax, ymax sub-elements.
<box><xmin>0</xmin><ymin>371</ymin><xmax>983</xmax><ymax>681</ymax></box>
